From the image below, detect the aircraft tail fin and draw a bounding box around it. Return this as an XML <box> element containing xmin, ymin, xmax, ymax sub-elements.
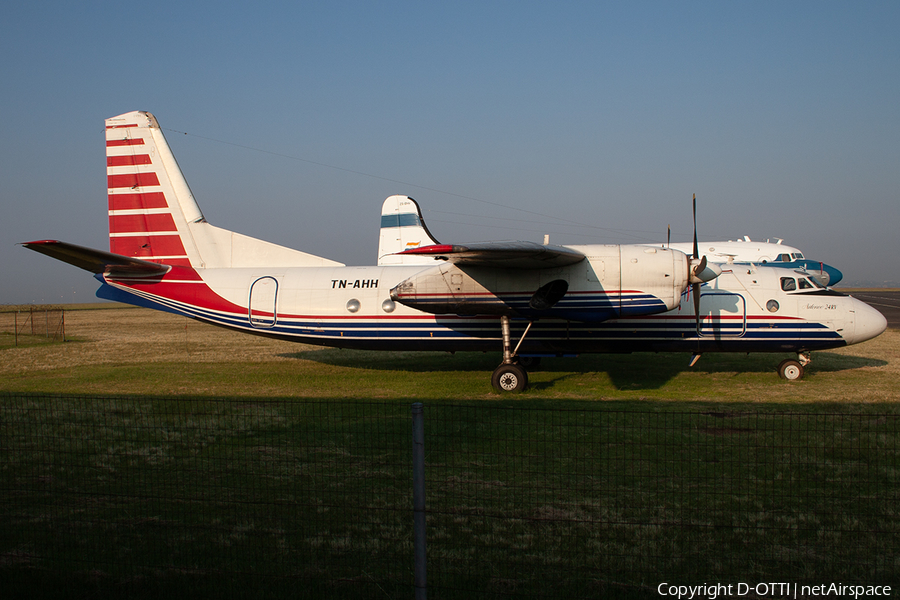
<box><xmin>105</xmin><ymin>111</ymin><xmax>342</xmax><ymax>269</ymax></box>
<box><xmin>377</xmin><ymin>195</ymin><xmax>441</xmax><ymax>265</ymax></box>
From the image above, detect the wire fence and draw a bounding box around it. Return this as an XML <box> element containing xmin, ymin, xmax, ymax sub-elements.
<box><xmin>423</xmin><ymin>406</ymin><xmax>900</xmax><ymax>597</ymax></box>
<box><xmin>0</xmin><ymin>307</ymin><xmax>65</xmax><ymax>346</ymax></box>
<box><xmin>1</xmin><ymin>393</ymin><xmax>898</xmax><ymax>599</ymax></box>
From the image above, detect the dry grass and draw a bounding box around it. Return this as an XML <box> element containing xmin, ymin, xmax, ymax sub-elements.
<box><xmin>1</xmin><ymin>305</ymin><xmax>306</xmax><ymax>371</ymax></box>
<box><xmin>1</xmin><ymin>304</ymin><xmax>898</xmax><ymax>403</ymax></box>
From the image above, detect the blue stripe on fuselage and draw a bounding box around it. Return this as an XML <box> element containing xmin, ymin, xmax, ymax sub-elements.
<box><xmin>99</xmin><ymin>280</ymin><xmax>845</xmax><ymax>354</ymax></box>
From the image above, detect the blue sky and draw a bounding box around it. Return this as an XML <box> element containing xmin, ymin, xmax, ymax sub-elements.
<box><xmin>2</xmin><ymin>1</ymin><xmax>899</xmax><ymax>304</ymax></box>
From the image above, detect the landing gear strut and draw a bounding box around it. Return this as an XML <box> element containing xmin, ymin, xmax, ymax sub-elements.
<box><xmin>491</xmin><ymin>316</ymin><xmax>533</xmax><ymax>392</ymax></box>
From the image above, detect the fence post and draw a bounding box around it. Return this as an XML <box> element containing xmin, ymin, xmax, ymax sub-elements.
<box><xmin>412</xmin><ymin>402</ymin><xmax>427</xmax><ymax>600</ymax></box>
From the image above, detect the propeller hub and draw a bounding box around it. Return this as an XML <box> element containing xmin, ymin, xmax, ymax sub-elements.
<box><xmin>690</xmin><ymin>258</ymin><xmax>722</xmax><ymax>284</ymax></box>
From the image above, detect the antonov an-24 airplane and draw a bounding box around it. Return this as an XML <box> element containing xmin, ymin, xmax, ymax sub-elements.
<box><xmin>24</xmin><ymin>111</ymin><xmax>886</xmax><ymax>392</ymax></box>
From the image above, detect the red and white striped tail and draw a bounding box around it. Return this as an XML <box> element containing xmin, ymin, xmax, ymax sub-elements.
<box><xmin>104</xmin><ymin>111</ymin><xmax>343</xmax><ymax>270</ymax></box>
<box><xmin>105</xmin><ymin>111</ymin><xmax>202</xmax><ymax>267</ymax></box>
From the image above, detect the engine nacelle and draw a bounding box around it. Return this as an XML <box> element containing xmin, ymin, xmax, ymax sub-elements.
<box><xmin>390</xmin><ymin>245</ymin><xmax>691</xmax><ymax>322</ymax></box>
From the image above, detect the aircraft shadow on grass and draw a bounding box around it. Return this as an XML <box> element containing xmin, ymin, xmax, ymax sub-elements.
<box><xmin>282</xmin><ymin>349</ymin><xmax>887</xmax><ymax>392</ymax></box>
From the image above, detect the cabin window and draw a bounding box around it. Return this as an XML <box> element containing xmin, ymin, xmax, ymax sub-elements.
<box><xmin>798</xmin><ymin>278</ymin><xmax>814</xmax><ymax>290</ymax></box>
<box><xmin>781</xmin><ymin>277</ymin><xmax>796</xmax><ymax>291</ymax></box>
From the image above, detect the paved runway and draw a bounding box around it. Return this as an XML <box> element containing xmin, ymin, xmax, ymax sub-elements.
<box><xmin>845</xmin><ymin>290</ymin><xmax>900</xmax><ymax>329</ymax></box>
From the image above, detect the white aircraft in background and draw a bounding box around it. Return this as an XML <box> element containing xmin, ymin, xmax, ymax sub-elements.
<box><xmin>24</xmin><ymin>111</ymin><xmax>886</xmax><ymax>392</ymax></box>
<box><xmin>656</xmin><ymin>237</ymin><xmax>843</xmax><ymax>287</ymax></box>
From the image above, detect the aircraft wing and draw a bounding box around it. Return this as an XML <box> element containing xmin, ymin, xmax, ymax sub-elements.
<box><xmin>398</xmin><ymin>241</ymin><xmax>585</xmax><ymax>269</ymax></box>
<box><xmin>22</xmin><ymin>240</ymin><xmax>171</xmax><ymax>277</ymax></box>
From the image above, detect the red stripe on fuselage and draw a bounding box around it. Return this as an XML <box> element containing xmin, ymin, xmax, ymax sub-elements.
<box><xmin>108</xmin><ymin>267</ymin><xmax>245</xmax><ymax>314</ymax></box>
<box><xmin>108</xmin><ymin>173</ymin><xmax>160</xmax><ymax>189</ymax></box>
<box><xmin>393</xmin><ymin>289</ymin><xmax>641</xmax><ymax>298</ymax></box>
<box><xmin>107</xmin><ymin>155</ymin><xmax>152</xmax><ymax>166</ymax></box>
<box><xmin>109</xmin><ymin>213</ymin><xmax>178</xmax><ymax>234</ymax></box>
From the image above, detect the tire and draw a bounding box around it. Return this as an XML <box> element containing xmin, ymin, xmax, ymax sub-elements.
<box><xmin>491</xmin><ymin>363</ymin><xmax>529</xmax><ymax>392</ymax></box>
<box><xmin>777</xmin><ymin>359</ymin><xmax>804</xmax><ymax>381</ymax></box>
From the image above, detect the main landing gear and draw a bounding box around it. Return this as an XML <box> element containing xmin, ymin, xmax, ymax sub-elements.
<box><xmin>491</xmin><ymin>316</ymin><xmax>534</xmax><ymax>393</ymax></box>
<box><xmin>778</xmin><ymin>352</ymin><xmax>811</xmax><ymax>381</ymax></box>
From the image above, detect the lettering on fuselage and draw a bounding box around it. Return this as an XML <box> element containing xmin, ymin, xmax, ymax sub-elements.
<box><xmin>806</xmin><ymin>303</ymin><xmax>837</xmax><ymax>310</ymax></box>
<box><xmin>331</xmin><ymin>279</ymin><xmax>379</xmax><ymax>289</ymax></box>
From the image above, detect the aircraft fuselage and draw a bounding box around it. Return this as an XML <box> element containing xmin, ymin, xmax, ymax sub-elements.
<box><xmin>96</xmin><ymin>254</ymin><xmax>884</xmax><ymax>356</ymax></box>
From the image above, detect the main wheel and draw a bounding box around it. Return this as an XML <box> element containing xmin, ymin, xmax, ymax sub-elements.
<box><xmin>777</xmin><ymin>359</ymin><xmax>804</xmax><ymax>381</ymax></box>
<box><xmin>491</xmin><ymin>363</ymin><xmax>529</xmax><ymax>392</ymax></box>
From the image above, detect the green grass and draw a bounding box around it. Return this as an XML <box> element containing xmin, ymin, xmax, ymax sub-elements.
<box><xmin>2</xmin><ymin>393</ymin><xmax>898</xmax><ymax>599</ymax></box>
<box><xmin>2</xmin><ymin>346</ymin><xmax>893</xmax><ymax>404</ymax></box>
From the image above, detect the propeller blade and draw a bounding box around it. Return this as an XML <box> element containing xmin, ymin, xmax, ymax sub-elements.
<box><xmin>667</xmin><ymin>225</ymin><xmax>671</xmax><ymax>249</ymax></box>
<box><xmin>692</xmin><ymin>193</ymin><xmax>698</xmax><ymax>259</ymax></box>
<box><xmin>693</xmin><ymin>282</ymin><xmax>702</xmax><ymax>329</ymax></box>
<box><xmin>684</xmin><ymin>193</ymin><xmax>718</xmax><ymax>333</ymax></box>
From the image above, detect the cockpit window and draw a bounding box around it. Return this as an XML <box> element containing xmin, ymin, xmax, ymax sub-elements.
<box><xmin>779</xmin><ymin>253</ymin><xmax>792</xmax><ymax>262</ymax></box>
<box><xmin>792</xmin><ymin>252</ymin><xmax>804</xmax><ymax>259</ymax></box>
<box><xmin>781</xmin><ymin>277</ymin><xmax>796</xmax><ymax>291</ymax></box>
<box><xmin>798</xmin><ymin>278</ymin><xmax>814</xmax><ymax>290</ymax></box>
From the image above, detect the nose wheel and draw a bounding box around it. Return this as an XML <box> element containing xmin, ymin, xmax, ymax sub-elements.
<box><xmin>778</xmin><ymin>353</ymin><xmax>810</xmax><ymax>381</ymax></box>
<box><xmin>777</xmin><ymin>359</ymin><xmax>804</xmax><ymax>381</ymax></box>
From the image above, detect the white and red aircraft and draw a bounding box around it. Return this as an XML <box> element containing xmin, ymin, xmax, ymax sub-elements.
<box><xmin>24</xmin><ymin>111</ymin><xmax>886</xmax><ymax>391</ymax></box>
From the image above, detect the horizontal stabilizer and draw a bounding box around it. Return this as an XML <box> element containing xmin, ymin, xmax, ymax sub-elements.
<box><xmin>22</xmin><ymin>240</ymin><xmax>170</xmax><ymax>277</ymax></box>
<box><xmin>399</xmin><ymin>241</ymin><xmax>585</xmax><ymax>269</ymax></box>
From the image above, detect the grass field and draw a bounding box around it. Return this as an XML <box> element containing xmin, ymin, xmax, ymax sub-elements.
<box><xmin>1</xmin><ymin>304</ymin><xmax>897</xmax><ymax>403</ymax></box>
<box><xmin>1</xmin><ymin>305</ymin><xmax>898</xmax><ymax>598</ymax></box>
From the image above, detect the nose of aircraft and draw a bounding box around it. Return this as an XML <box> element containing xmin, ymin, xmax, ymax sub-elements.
<box><xmin>825</xmin><ymin>264</ymin><xmax>843</xmax><ymax>286</ymax></box>
<box><xmin>846</xmin><ymin>297</ymin><xmax>888</xmax><ymax>345</ymax></box>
